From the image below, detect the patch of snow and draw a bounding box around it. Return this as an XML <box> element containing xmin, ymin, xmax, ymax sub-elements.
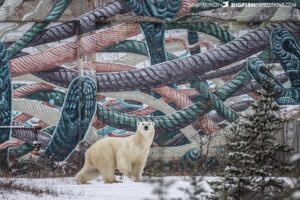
<box><xmin>292</xmin><ymin>191</ymin><xmax>300</xmax><ymax>198</ymax></box>
<box><xmin>0</xmin><ymin>176</ymin><xmax>219</xmax><ymax>200</ymax></box>
<box><xmin>290</xmin><ymin>153</ymin><xmax>300</xmax><ymax>163</ymax></box>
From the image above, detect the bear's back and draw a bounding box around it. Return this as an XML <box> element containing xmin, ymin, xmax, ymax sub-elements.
<box><xmin>88</xmin><ymin>136</ymin><xmax>132</xmax><ymax>155</ymax></box>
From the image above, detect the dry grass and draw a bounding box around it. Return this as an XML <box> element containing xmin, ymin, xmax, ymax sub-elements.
<box><xmin>0</xmin><ymin>179</ymin><xmax>68</xmax><ymax>197</ymax></box>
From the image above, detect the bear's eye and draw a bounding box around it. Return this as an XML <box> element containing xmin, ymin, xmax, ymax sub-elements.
<box><xmin>142</xmin><ymin>123</ymin><xmax>144</xmax><ymax>126</ymax></box>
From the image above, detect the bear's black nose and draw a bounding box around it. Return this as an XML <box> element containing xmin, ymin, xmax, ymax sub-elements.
<box><xmin>144</xmin><ymin>125</ymin><xmax>149</xmax><ymax>131</ymax></box>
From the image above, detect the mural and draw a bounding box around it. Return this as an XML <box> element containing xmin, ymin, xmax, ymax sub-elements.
<box><xmin>0</xmin><ymin>0</ymin><xmax>299</xmax><ymax>172</ymax></box>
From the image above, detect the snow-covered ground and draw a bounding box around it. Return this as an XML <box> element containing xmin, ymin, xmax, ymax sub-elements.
<box><xmin>0</xmin><ymin>176</ymin><xmax>216</xmax><ymax>200</ymax></box>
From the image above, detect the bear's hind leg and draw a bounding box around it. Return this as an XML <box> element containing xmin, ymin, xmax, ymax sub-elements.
<box><xmin>75</xmin><ymin>165</ymin><xmax>99</xmax><ymax>184</ymax></box>
<box><xmin>98</xmin><ymin>166</ymin><xmax>118</xmax><ymax>184</ymax></box>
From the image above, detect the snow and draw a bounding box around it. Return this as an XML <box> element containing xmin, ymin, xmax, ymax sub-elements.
<box><xmin>292</xmin><ymin>191</ymin><xmax>300</xmax><ymax>199</ymax></box>
<box><xmin>0</xmin><ymin>176</ymin><xmax>218</xmax><ymax>200</ymax></box>
<box><xmin>290</xmin><ymin>153</ymin><xmax>300</xmax><ymax>163</ymax></box>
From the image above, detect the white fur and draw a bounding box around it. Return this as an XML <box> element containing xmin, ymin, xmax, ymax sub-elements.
<box><xmin>75</xmin><ymin>122</ymin><xmax>155</xmax><ymax>184</ymax></box>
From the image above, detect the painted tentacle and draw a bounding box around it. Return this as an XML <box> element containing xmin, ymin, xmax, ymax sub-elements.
<box><xmin>232</xmin><ymin>73</ymin><xmax>288</xmax><ymax>97</ymax></box>
<box><xmin>215</xmin><ymin>67</ymin><xmax>253</xmax><ymax>101</ymax></box>
<box><xmin>32</xmin><ymin>22</ymin><xmax>300</xmax><ymax>92</ymax></box>
<box><xmin>11</xmin><ymin>121</ymin><xmax>51</xmax><ymax>147</ymax></box>
<box><xmin>169</xmin><ymin>19</ymin><xmax>276</xmax><ymax>72</ymax></box>
<box><xmin>166</xmin><ymin>21</ymin><xmax>234</xmax><ymax>43</ymax></box>
<box><xmin>179</xmin><ymin>89</ymin><xmax>198</xmax><ymax>97</ymax></box>
<box><xmin>23</xmin><ymin>90</ymin><xmax>65</xmax><ymax>107</ymax></box>
<box><xmin>187</xmin><ymin>30</ymin><xmax>201</xmax><ymax>54</ymax></box>
<box><xmin>166</xmin><ymin>20</ymin><xmax>276</xmax><ymax>79</ymax></box>
<box><xmin>123</xmin><ymin>1</ymin><xmax>208</xmax><ymax>138</ymax></box>
<box><xmin>102</xmin><ymin>40</ymin><xmax>178</xmax><ymax>61</ymax></box>
<box><xmin>12</xmin><ymin>82</ymin><xmax>65</xmax><ymax>107</ymax></box>
<box><xmin>9</xmin><ymin>143</ymin><xmax>35</xmax><ymax>159</ymax></box>
<box><xmin>96</xmin><ymin>99</ymin><xmax>212</xmax><ymax>133</ymax></box>
<box><xmin>13</xmin><ymin>83</ymin><xmax>54</xmax><ymax>98</ymax></box>
<box><xmin>15</xmin><ymin>0</ymin><xmax>201</xmax><ymax>48</ymax></box>
<box><xmin>154</xmin><ymin>86</ymin><xmax>220</xmax><ymax>134</ymax></box>
<box><xmin>12</xmin><ymin>84</ymin><xmax>214</xmax><ymax>137</ymax></box>
<box><xmin>104</xmin><ymin>99</ymin><xmax>142</xmax><ymax>112</ymax></box>
<box><xmin>146</xmin><ymin>3</ymin><xmax>218</xmax><ymax>134</ymax></box>
<box><xmin>192</xmin><ymin>68</ymin><xmax>254</xmax><ymax>124</ymax></box>
<box><xmin>103</xmin><ymin>40</ymin><xmax>240</xmax><ymax>81</ymax></box>
<box><xmin>7</xmin><ymin>0</ymin><xmax>71</xmax><ymax>58</ymax></box>
<box><xmin>82</xmin><ymin>60</ymin><xmax>194</xmax><ymax>112</ymax></box>
<box><xmin>0</xmin><ymin>42</ymin><xmax>12</xmax><ymax>170</ymax></box>
<box><xmin>93</xmin><ymin>22</ymin><xmax>300</xmax><ymax>92</ymax></box>
<box><xmin>165</xmin><ymin>36</ymin><xmax>213</xmax><ymax>51</ymax></box>
<box><xmin>129</xmin><ymin>106</ymin><xmax>156</xmax><ymax>116</ymax></box>
<box><xmin>82</xmin><ymin>62</ymin><xmax>133</xmax><ymax>72</ymax></box>
<box><xmin>44</xmin><ymin>76</ymin><xmax>97</xmax><ymax>161</ymax></box>
<box><xmin>12</xmin><ymin>100</ymin><xmax>59</xmax><ymax>127</ymax></box>
<box><xmin>124</xmin><ymin>0</ymin><xmax>180</xmax><ymax>64</ymax></box>
<box><xmin>26</xmin><ymin>0</ymin><xmax>131</xmax><ymax>48</ymax></box>
<box><xmin>124</xmin><ymin>0</ymin><xmax>181</xmax><ymax>20</ymax></box>
<box><xmin>140</xmin><ymin>22</ymin><xmax>167</xmax><ymax>65</ymax></box>
<box><xmin>247</xmin><ymin>57</ymin><xmax>299</xmax><ymax>104</ymax></box>
<box><xmin>230</xmin><ymin>100</ymin><xmax>255</xmax><ymax>112</ymax></box>
<box><xmin>136</xmin><ymin>10</ymin><xmax>200</xmax><ymax>137</ymax></box>
<box><xmin>10</xmin><ymin>23</ymin><xmax>140</xmax><ymax>77</ymax></box>
<box><xmin>11</xmin><ymin>128</ymin><xmax>51</xmax><ymax>148</ymax></box>
<box><xmin>247</xmin><ymin>57</ymin><xmax>283</xmax><ymax>88</ymax></box>
<box><xmin>100</xmin><ymin>91</ymin><xmax>197</xmax><ymax>144</ymax></box>
<box><xmin>123</xmin><ymin>0</ymin><xmax>143</xmax><ymax>15</ymax></box>
<box><xmin>20</xmin><ymin>74</ymin><xmax>219</xmax><ymax>135</ymax></box>
<box><xmin>15</xmin><ymin>83</ymin><xmax>136</xmax><ymax>113</ymax></box>
<box><xmin>10</xmin><ymin>120</ymin><xmax>99</xmax><ymax>157</ymax></box>
<box><xmin>0</xmin><ymin>139</ymin><xmax>24</xmax><ymax>150</ymax></box>
<box><xmin>103</xmin><ymin>40</ymin><xmax>149</xmax><ymax>56</ymax></box>
<box><xmin>9</xmin><ymin>34</ymin><xmax>226</xmax><ymax>80</ymax></box>
<box><xmin>94</xmin><ymin>59</ymin><xmax>249</xmax><ymax>126</ymax></box>
<box><xmin>186</xmin><ymin>29</ymin><xmax>220</xmax><ymax>133</ymax></box>
<box><xmin>191</xmin><ymin>80</ymin><xmax>239</xmax><ymax>123</ymax></box>
<box><xmin>209</xmin><ymin>100</ymin><xmax>255</xmax><ymax>123</ymax></box>
<box><xmin>201</xmin><ymin>63</ymin><xmax>245</xmax><ymax>81</ymax></box>
<box><xmin>32</xmin><ymin>66</ymin><xmax>289</xmax><ymax>101</ymax></box>
<box><xmin>14</xmin><ymin>113</ymin><xmax>32</xmax><ymax>123</ymax></box>
<box><xmin>271</xmin><ymin>27</ymin><xmax>300</xmax><ymax>88</ymax></box>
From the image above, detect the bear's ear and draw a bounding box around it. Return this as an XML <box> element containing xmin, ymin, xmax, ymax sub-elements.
<box><xmin>151</xmin><ymin>122</ymin><xmax>155</xmax><ymax>126</ymax></box>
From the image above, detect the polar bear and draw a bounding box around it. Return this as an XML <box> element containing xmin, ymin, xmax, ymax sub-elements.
<box><xmin>75</xmin><ymin>122</ymin><xmax>155</xmax><ymax>184</ymax></box>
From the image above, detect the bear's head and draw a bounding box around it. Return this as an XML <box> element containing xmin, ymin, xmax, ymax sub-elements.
<box><xmin>136</xmin><ymin>121</ymin><xmax>155</xmax><ymax>140</ymax></box>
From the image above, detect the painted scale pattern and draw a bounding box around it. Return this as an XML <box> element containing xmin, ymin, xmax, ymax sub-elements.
<box><xmin>31</xmin><ymin>22</ymin><xmax>300</xmax><ymax>93</ymax></box>
<box><xmin>44</xmin><ymin>76</ymin><xmax>97</xmax><ymax>161</ymax></box>
<box><xmin>248</xmin><ymin>28</ymin><xmax>300</xmax><ymax>104</ymax></box>
<box><xmin>0</xmin><ymin>42</ymin><xmax>11</xmax><ymax>170</ymax></box>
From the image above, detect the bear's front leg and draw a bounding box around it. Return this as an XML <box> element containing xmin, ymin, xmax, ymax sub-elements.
<box><xmin>132</xmin><ymin>155</ymin><xmax>148</xmax><ymax>182</ymax></box>
<box><xmin>117</xmin><ymin>157</ymin><xmax>133</xmax><ymax>178</ymax></box>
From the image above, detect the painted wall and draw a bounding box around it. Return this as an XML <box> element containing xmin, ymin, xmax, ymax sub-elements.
<box><xmin>0</xmin><ymin>0</ymin><xmax>299</xmax><ymax>171</ymax></box>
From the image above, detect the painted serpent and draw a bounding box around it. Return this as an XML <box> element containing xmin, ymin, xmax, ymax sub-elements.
<box><xmin>248</xmin><ymin>28</ymin><xmax>300</xmax><ymax>105</ymax></box>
